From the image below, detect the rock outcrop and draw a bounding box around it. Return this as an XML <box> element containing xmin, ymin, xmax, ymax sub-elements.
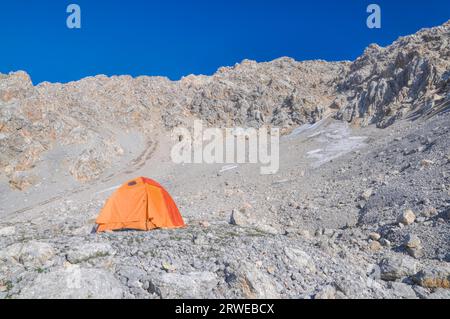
<box><xmin>336</xmin><ymin>21</ymin><xmax>450</xmax><ymax>127</ymax></box>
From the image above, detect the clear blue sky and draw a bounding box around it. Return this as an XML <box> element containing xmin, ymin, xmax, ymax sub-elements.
<box><xmin>0</xmin><ymin>0</ymin><xmax>448</xmax><ymax>84</ymax></box>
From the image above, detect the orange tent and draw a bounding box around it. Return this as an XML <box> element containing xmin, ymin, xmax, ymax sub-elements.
<box><xmin>96</xmin><ymin>177</ymin><xmax>185</xmax><ymax>232</ymax></box>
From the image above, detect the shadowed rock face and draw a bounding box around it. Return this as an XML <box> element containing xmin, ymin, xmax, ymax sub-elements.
<box><xmin>0</xmin><ymin>21</ymin><xmax>448</xmax><ymax>186</ymax></box>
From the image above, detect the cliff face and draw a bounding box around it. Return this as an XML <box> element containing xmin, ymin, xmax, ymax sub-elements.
<box><xmin>0</xmin><ymin>21</ymin><xmax>449</xmax><ymax>184</ymax></box>
<box><xmin>336</xmin><ymin>21</ymin><xmax>450</xmax><ymax>127</ymax></box>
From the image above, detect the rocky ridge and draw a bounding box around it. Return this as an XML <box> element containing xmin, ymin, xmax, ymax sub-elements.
<box><xmin>0</xmin><ymin>21</ymin><xmax>448</xmax><ymax>185</ymax></box>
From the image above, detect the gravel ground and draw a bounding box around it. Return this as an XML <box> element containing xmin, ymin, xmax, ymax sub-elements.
<box><xmin>0</xmin><ymin>111</ymin><xmax>449</xmax><ymax>299</ymax></box>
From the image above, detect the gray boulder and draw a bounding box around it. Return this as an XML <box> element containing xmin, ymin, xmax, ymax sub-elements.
<box><xmin>225</xmin><ymin>262</ymin><xmax>281</xmax><ymax>299</ymax></box>
<box><xmin>284</xmin><ymin>247</ymin><xmax>316</xmax><ymax>272</ymax></box>
<box><xmin>0</xmin><ymin>241</ymin><xmax>55</xmax><ymax>268</ymax></box>
<box><xmin>149</xmin><ymin>271</ymin><xmax>219</xmax><ymax>299</ymax></box>
<box><xmin>18</xmin><ymin>266</ymin><xmax>123</xmax><ymax>299</ymax></box>
<box><xmin>379</xmin><ymin>255</ymin><xmax>418</xmax><ymax>281</ymax></box>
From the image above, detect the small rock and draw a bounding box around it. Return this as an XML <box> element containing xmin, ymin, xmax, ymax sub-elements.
<box><xmin>369</xmin><ymin>232</ymin><xmax>381</xmax><ymax>241</ymax></box>
<box><xmin>407</xmin><ymin>247</ymin><xmax>424</xmax><ymax>259</ymax></box>
<box><xmin>404</xmin><ymin>234</ymin><xmax>421</xmax><ymax>249</ymax></box>
<box><xmin>379</xmin><ymin>255</ymin><xmax>418</xmax><ymax>281</ymax></box>
<box><xmin>415</xmin><ymin>217</ymin><xmax>426</xmax><ymax>223</ymax></box>
<box><xmin>0</xmin><ymin>226</ymin><xmax>16</xmax><ymax>236</ymax></box>
<box><xmin>288</xmin><ymin>200</ymin><xmax>301</xmax><ymax>209</ymax></box>
<box><xmin>298</xmin><ymin>229</ymin><xmax>312</xmax><ymax>239</ymax></box>
<box><xmin>192</xmin><ymin>234</ymin><xmax>207</xmax><ymax>245</ymax></box>
<box><xmin>313</xmin><ymin>285</ymin><xmax>337</xmax><ymax>299</ymax></box>
<box><xmin>360</xmin><ymin>188</ymin><xmax>373</xmax><ymax>201</ymax></box>
<box><xmin>161</xmin><ymin>262</ymin><xmax>177</xmax><ymax>273</ymax></box>
<box><xmin>229</xmin><ymin>208</ymin><xmax>251</xmax><ymax>226</ymax></box>
<box><xmin>323</xmin><ymin>229</ymin><xmax>335</xmax><ymax>237</ymax></box>
<box><xmin>420</xmin><ymin>159</ymin><xmax>434</xmax><ymax>167</ymax></box>
<box><xmin>380</xmin><ymin>238</ymin><xmax>391</xmax><ymax>247</ymax></box>
<box><xmin>267</xmin><ymin>266</ymin><xmax>276</xmax><ymax>274</ymax></box>
<box><xmin>315</xmin><ymin>228</ymin><xmax>324</xmax><ymax>237</ymax></box>
<box><xmin>198</xmin><ymin>220</ymin><xmax>210</xmax><ymax>227</ymax></box>
<box><xmin>284</xmin><ymin>247</ymin><xmax>316</xmax><ymax>272</ymax></box>
<box><xmin>421</xmin><ymin>206</ymin><xmax>438</xmax><ymax>218</ymax></box>
<box><xmin>413</xmin><ymin>265</ymin><xmax>450</xmax><ymax>289</ymax></box>
<box><xmin>397</xmin><ymin>209</ymin><xmax>416</xmax><ymax>225</ymax></box>
<box><xmin>368</xmin><ymin>241</ymin><xmax>382</xmax><ymax>252</ymax></box>
<box><xmin>404</xmin><ymin>234</ymin><xmax>423</xmax><ymax>259</ymax></box>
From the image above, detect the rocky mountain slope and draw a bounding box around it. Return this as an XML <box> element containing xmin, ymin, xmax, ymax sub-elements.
<box><xmin>0</xmin><ymin>21</ymin><xmax>449</xmax><ymax>299</ymax></box>
<box><xmin>1</xmin><ymin>21</ymin><xmax>448</xmax><ymax>188</ymax></box>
